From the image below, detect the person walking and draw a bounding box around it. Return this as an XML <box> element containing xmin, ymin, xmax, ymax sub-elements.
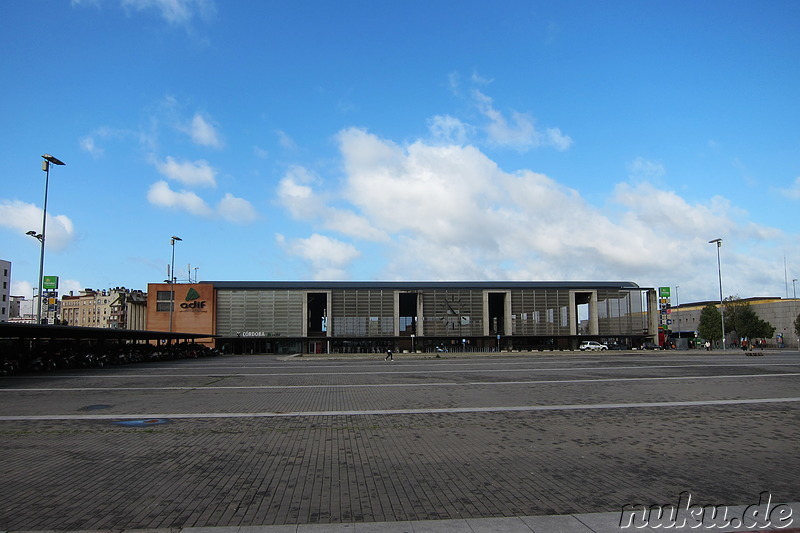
<box><xmin>384</xmin><ymin>348</ymin><xmax>394</xmax><ymax>361</ymax></box>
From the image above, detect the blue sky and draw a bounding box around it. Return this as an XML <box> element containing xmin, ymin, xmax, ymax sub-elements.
<box><xmin>1</xmin><ymin>0</ymin><xmax>799</xmax><ymax>305</ymax></box>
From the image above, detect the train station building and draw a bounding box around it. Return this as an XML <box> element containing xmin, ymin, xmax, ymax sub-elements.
<box><xmin>146</xmin><ymin>281</ymin><xmax>658</xmax><ymax>355</ymax></box>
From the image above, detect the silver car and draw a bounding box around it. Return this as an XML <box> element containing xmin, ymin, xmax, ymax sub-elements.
<box><xmin>579</xmin><ymin>340</ymin><xmax>608</xmax><ymax>351</ymax></box>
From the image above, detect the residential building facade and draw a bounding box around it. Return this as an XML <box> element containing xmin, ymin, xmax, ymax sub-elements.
<box><xmin>60</xmin><ymin>287</ymin><xmax>148</xmax><ymax>329</ymax></box>
<box><xmin>0</xmin><ymin>259</ymin><xmax>10</xmax><ymax>323</ymax></box>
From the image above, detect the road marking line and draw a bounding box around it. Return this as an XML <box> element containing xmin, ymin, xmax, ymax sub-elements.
<box><xmin>3</xmin><ymin>362</ymin><xmax>798</xmax><ymax>379</ymax></box>
<box><xmin>2</xmin><ymin>397</ymin><xmax>799</xmax><ymax>421</ymax></box>
<box><xmin>1</xmin><ymin>372</ymin><xmax>798</xmax><ymax>392</ymax></box>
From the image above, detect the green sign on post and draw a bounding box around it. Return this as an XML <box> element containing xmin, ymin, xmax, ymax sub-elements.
<box><xmin>659</xmin><ymin>287</ymin><xmax>671</xmax><ymax>298</ymax></box>
<box><xmin>43</xmin><ymin>276</ymin><xmax>59</xmax><ymax>290</ymax></box>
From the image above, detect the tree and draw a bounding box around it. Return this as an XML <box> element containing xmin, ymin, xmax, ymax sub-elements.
<box><xmin>794</xmin><ymin>313</ymin><xmax>800</xmax><ymax>338</ymax></box>
<box><xmin>724</xmin><ymin>297</ymin><xmax>776</xmax><ymax>340</ymax></box>
<box><xmin>698</xmin><ymin>304</ymin><xmax>722</xmax><ymax>341</ymax></box>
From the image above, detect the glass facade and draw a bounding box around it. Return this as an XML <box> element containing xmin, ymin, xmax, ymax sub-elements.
<box><xmin>212</xmin><ymin>282</ymin><xmax>653</xmax><ymax>349</ymax></box>
<box><xmin>510</xmin><ymin>289</ymin><xmax>571</xmax><ymax>336</ymax></box>
<box><xmin>421</xmin><ymin>289</ymin><xmax>484</xmax><ymax>337</ymax></box>
<box><xmin>216</xmin><ymin>289</ymin><xmax>303</xmax><ymax>337</ymax></box>
<box><xmin>597</xmin><ymin>289</ymin><xmax>647</xmax><ymax>336</ymax></box>
<box><xmin>330</xmin><ymin>288</ymin><xmax>394</xmax><ymax>337</ymax></box>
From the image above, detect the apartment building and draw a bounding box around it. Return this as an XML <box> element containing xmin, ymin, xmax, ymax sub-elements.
<box><xmin>60</xmin><ymin>287</ymin><xmax>147</xmax><ymax>329</ymax></box>
<box><xmin>0</xmin><ymin>259</ymin><xmax>10</xmax><ymax>323</ymax></box>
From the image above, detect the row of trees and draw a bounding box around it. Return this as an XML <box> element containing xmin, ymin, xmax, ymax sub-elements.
<box><xmin>697</xmin><ymin>296</ymin><xmax>793</xmax><ymax>343</ymax></box>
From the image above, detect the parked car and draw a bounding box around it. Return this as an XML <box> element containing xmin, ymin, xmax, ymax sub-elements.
<box><xmin>639</xmin><ymin>342</ymin><xmax>664</xmax><ymax>350</ymax></box>
<box><xmin>579</xmin><ymin>340</ymin><xmax>608</xmax><ymax>351</ymax></box>
<box><xmin>608</xmin><ymin>343</ymin><xmax>630</xmax><ymax>350</ymax></box>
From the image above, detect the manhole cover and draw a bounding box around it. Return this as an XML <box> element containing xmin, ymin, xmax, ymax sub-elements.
<box><xmin>114</xmin><ymin>419</ymin><xmax>168</xmax><ymax>427</ymax></box>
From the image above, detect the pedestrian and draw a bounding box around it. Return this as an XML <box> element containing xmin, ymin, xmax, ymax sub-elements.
<box><xmin>705</xmin><ymin>340</ymin><xmax>711</xmax><ymax>351</ymax></box>
<box><xmin>385</xmin><ymin>348</ymin><xmax>393</xmax><ymax>361</ymax></box>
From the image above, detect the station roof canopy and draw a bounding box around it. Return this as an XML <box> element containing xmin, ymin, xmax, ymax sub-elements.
<box><xmin>0</xmin><ymin>322</ymin><xmax>214</xmax><ymax>342</ymax></box>
<box><xmin>203</xmin><ymin>280</ymin><xmax>644</xmax><ymax>291</ymax></box>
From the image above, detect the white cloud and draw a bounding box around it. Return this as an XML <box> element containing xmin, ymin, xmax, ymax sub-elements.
<box><xmin>277</xmin><ymin>165</ymin><xmax>323</xmax><ymax>219</ymax></box>
<box><xmin>147</xmin><ymin>182</ymin><xmax>259</xmax><ymax>223</ymax></box>
<box><xmin>147</xmin><ymin>180</ymin><xmax>212</xmax><ymax>216</ymax></box>
<box><xmin>277</xmin><ymin>130</ymin><xmax>298</xmax><ymax>151</ymax></box>
<box><xmin>781</xmin><ymin>176</ymin><xmax>800</xmax><ymax>200</ymax></box>
<box><xmin>279</xmin><ymin>233</ymin><xmax>361</xmax><ymax>280</ymax></box>
<box><xmin>119</xmin><ymin>0</ymin><xmax>216</xmax><ymax>25</ymax></box>
<box><xmin>0</xmin><ymin>199</ymin><xmax>76</xmax><ymax>251</ymax></box>
<box><xmin>277</xmin><ymin>165</ymin><xmax>386</xmax><ymax>241</ymax></box>
<box><xmin>427</xmin><ymin>115</ymin><xmax>472</xmax><ymax>145</ymax></box>
<box><xmin>217</xmin><ymin>193</ymin><xmax>258</xmax><ymax>224</ymax></box>
<box><xmin>472</xmin><ymin>89</ymin><xmax>573</xmax><ymax>151</ymax></box>
<box><xmin>10</xmin><ymin>279</ymin><xmax>33</xmax><ymax>299</ymax></box>
<box><xmin>277</xmin><ymin>127</ymin><xmax>792</xmax><ymax>300</ymax></box>
<box><xmin>627</xmin><ymin>157</ymin><xmax>666</xmax><ymax>182</ymax></box>
<box><xmin>183</xmin><ymin>113</ymin><xmax>223</xmax><ymax>148</ymax></box>
<box><xmin>156</xmin><ymin>156</ymin><xmax>216</xmax><ymax>187</ymax></box>
<box><xmin>61</xmin><ymin>279</ymin><xmax>84</xmax><ymax>297</ymax></box>
<box><xmin>79</xmin><ymin>135</ymin><xmax>103</xmax><ymax>157</ymax></box>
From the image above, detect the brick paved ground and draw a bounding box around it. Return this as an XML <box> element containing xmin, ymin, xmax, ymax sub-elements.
<box><xmin>0</xmin><ymin>351</ymin><xmax>798</xmax><ymax>531</ymax></box>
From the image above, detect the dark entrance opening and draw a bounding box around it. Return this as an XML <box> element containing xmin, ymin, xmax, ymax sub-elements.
<box><xmin>398</xmin><ymin>293</ymin><xmax>417</xmax><ymax>336</ymax></box>
<box><xmin>307</xmin><ymin>293</ymin><xmax>327</xmax><ymax>337</ymax></box>
<box><xmin>574</xmin><ymin>292</ymin><xmax>592</xmax><ymax>335</ymax></box>
<box><xmin>488</xmin><ymin>293</ymin><xmax>506</xmax><ymax>335</ymax></box>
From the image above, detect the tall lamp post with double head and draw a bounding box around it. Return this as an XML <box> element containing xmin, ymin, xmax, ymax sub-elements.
<box><xmin>169</xmin><ymin>236</ymin><xmax>182</xmax><ymax>333</ymax></box>
<box><xmin>709</xmin><ymin>238</ymin><xmax>726</xmax><ymax>350</ymax></box>
<box><xmin>32</xmin><ymin>154</ymin><xmax>65</xmax><ymax>324</ymax></box>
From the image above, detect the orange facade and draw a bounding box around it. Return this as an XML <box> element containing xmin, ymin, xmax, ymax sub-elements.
<box><xmin>146</xmin><ymin>283</ymin><xmax>215</xmax><ymax>344</ymax></box>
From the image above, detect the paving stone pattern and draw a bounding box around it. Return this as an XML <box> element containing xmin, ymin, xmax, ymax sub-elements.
<box><xmin>0</xmin><ymin>353</ymin><xmax>798</xmax><ymax>531</ymax></box>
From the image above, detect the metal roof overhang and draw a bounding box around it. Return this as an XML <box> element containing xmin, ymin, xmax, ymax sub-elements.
<box><xmin>0</xmin><ymin>323</ymin><xmax>214</xmax><ymax>342</ymax></box>
<box><xmin>203</xmin><ymin>280</ymin><xmax>644</xmax><ymax>291</ymax></box>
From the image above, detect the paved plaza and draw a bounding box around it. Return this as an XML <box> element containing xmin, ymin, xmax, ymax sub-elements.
<box><xmin>0</xmin><ymin>351</ymin><xmax>798</xmax><ymax>532</ymax></box>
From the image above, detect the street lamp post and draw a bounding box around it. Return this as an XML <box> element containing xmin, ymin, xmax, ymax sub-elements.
<box><xmin>675</xmin><ymin>285</ymin><xmax>680</xmax><ymax>339</ymax></box>
<box><xmin>169</xmin><ymin>236</ymin><xmax>182</xmax><ymax>333</ymax></box>
<box><xmin>34</xmin><ymin>154</ymin><xmax>65</xmax><ymax>324</ymax></box>
<box><xmin>709</xmin><ymin>238</ymin><xmax>726</xmax><ymax>350</ymax></box>
<box><xmin>793</xmin><ymin>279</ymin><xmax>798</xmax><ymax>350</ymax></box>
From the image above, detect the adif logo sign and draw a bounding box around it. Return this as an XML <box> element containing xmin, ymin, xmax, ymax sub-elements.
<box><xmin>180</xmin><ymin>287</ymin><xmax>206</xmax><ymax>309</ymax></box>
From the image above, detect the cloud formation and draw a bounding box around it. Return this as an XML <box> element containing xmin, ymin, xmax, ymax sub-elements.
<box><xmin>472</xmin><ymin>89</ymin><xmax>573</xmax><ymax>151</ymax></box>
<box><xmin>277</xmin><ymin>165</ymin><xmax>386</xmax><ymax>241</ymax></box>
<box><xmin>0</xmin><ymin>200</ymin><xmax>76</xmax><ymax>251</ymax></box>
<box><xmin>182</xmin><ymin>113</ymin><xmax>223</xmax><ymax>148</ymax></box>
<box><xmin>277</xmin><ymin>127</ymin><xmax>787</xmax><ymax>297</ymax></box>
<box><xmin>119</xmin><ymin>0</ymin><xmax>215</xmax><ymax>25</ymax></box>
<box><xmin>278</xmin><ymin>233</ymin><xmax>361</xmax><ymax>281</ymax></box>
<box><xmin>156</xmin><ymin>156</ymin><xmax>217</xmax><ymax>187</ymax></box>
<box><xmin>782</xmin><ymin>176</ymin><xmax>800</xmax><ymax>200</ymax></box>
<box><xmin>147</xmin><ymin>181</ymin><xmax>258</xmax><ymax>223</ymax></box>
<box><xmin>147</xmin><ymin>180</ymin><xmax>212</xmax><ymax>216</ymax></box>
<box><xmin>217</xmin><ymin>193</ymin><xmax>259</xmax><ymax>224</ymax></box>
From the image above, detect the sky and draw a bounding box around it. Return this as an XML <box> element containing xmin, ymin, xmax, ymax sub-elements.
<box><xmin>1</xmin><ymin>0</ymin><xmax>799</xmax><ymax>306</ymax></box>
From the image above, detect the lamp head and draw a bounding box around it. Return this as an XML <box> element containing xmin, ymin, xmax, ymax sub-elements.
<box><xmin>171</xmin><ymin>235</ymin><xmax>182</xmax><ymax>242</ymax></box>
<box><xmin>41</xmin><ymin>154</ymin><xmax>65</xmax><ymax>166</ymax></box>
<box><xmin>708</xmin><ymin>238</ymin><xmax>722</xmax><ymax>247</ymax></box>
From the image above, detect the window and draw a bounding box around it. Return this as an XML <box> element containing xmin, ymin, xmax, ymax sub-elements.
<box><xmin>156</xmin><ymin>290</ymin><xmax>174</xmax><ymax>312</ymax></box>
